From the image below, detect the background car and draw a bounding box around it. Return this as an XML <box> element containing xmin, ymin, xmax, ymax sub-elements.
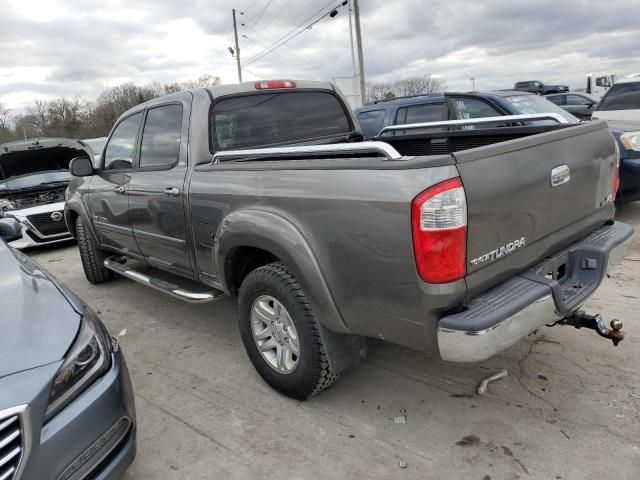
<box><xmin>0</xmin><ymin>217</ymin><xmax>136</xmax><ymax>479</ymax></box>
<box><xmin>513</xmin><ymin>80</ymin><xmax>569</xmax><ymax>95</ymax></box>
<box><xmin>592</xmin><ymin>76</ymin><xmax>640</xmax><ymax>204</ymax></box>
<box><xmin>592</xmin><ymin>75</ymin><xmax>640</xmax><ymax>125</ymax></box>
<box><xmin>0</xmin><ymin>138</ymin><xmax>91</xmax><ymax>249</ymax></box>
<box><xmin>355</xmin><ymin>90</ymin><xmax>578</xmax><ymax>138</ymax></box>
<box><xmin>545</xmin><ymin>92</ymin><xmax>599</xmax><ymax>120</ymax></box>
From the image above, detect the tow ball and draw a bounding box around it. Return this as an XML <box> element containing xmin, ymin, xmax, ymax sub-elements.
<box><xmin>562</xmin><ymin>310</ymin><xmax>625</xmax><ymax>346</ymax></box>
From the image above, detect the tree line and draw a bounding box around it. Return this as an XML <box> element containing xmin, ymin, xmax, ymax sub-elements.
<box><xmin>0</xmin><ymin>75</ymin><xmax>221</xmax><ymax>143</ymax></box>
<box><xmin>365</xmin><ymin>75</ymin><xmax>446</xmax><ymax>103</ymax></box>
<box><xmin>0</xmin><ymin>73</ymin><xmax>445</xmax><ymax>143</ymax></box>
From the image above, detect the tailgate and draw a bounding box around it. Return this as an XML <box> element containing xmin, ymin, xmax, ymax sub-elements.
<box><xmin>454</xmin><ymin>120</ymin><xmax>618</xmax><ymax>294</ymax></box>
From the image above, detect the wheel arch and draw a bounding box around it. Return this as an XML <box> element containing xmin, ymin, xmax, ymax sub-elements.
<box><xmin>216</xmin><ymin>208</ymin><xmax>350</xmax><ymax>334</ymax></box>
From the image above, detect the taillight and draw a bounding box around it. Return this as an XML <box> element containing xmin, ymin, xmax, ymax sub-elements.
<box><xmin>411</xmin><ymin>178</ymin><xmax>467</xmax><ymax>284</ymax></box>
<box><xmin>254</xmin><ymin>80</ymin><xmax>297</xmax><ymax>90</ymax></box>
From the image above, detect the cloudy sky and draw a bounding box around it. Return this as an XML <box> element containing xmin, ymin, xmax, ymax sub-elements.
<box><xmin>1</xmin><ymin>0</ymin><xmax>639</xmax><ymax>110</ymax></box>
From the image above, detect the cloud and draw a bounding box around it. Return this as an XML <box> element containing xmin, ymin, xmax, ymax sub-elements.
<box><xmin>0</xmin><ymin>0</ymin><xmax>639</xmax><ymax>110</ymax></box>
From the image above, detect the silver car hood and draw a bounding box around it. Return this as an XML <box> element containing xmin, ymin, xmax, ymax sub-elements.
<box><xmin>0</xmin><ymin>241</ymin><xmax>81</xmax><ymax>378</ymax></box>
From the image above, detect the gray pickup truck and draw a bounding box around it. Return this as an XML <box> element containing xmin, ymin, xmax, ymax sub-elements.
<box><xmin>65</xmin><ymin>80</ymin><xmax>632</xmax><ymax>399</ymax></box>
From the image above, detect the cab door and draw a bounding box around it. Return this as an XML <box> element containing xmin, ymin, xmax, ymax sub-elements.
<box><xmin>127</xmin><ymin>100</ymin><xmax>193</xmax><ymax>278</ymax></box>
<box><xmin>88</xmin><ymin>111</ymin><xmax>143</xmax><ymax>256</ymax></box>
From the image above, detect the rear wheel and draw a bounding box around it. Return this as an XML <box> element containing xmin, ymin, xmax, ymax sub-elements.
<box><xmin>76</xmin><ymin>216</ymin><xmax>113</xmax><ymax>284</ymax></box>
<box><xmin>238</xmin><ymin>263</ymin><xmax>339</xmax><ymax>399</ymax></box>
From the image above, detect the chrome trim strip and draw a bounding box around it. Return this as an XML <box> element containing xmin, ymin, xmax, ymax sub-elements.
<box><xmin>131</xmin><ymin>228</ymin><xmax>186</xmax><ymax>246</ymax></box>
<box><xmin>212</xmin><ymin>141</ymin><xmax>404</xmax><ymax>163</ymax></box>
<box><xmin>103</xmin><ymin>257</ymin><xmax>224</xmax><ymax>303</ymax></box>
<box><xmin>57</xmin><ymin>417</ymin><xmax>131</xmax><ymax>480</ymax></box>
<box><xmin>0</xmin><ymin>466</ymin><xmax>16</xmax><ymax>480</ymax></box>
<box><xmin>378</xmin><ymin>113</ymin><xmax>570</xmax><ymax>136</ymax></box>
<box><xmin>0</xmin><ymin>405</ymin><xmax>30</xmax><ymax>480</ymax></box>
<box><xmin>93</xmin><ymin>221</ymin><xmax>131</xmax><ymax>235</ymax></box>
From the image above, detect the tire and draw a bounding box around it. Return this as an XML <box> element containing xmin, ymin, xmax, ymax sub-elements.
<box><xmin>76</xmin><ymin>216</ymin><xmax>113</xmax><ymax>284</ymax></box>
<box><xmin>238</xmin><ymin>262</ymin><xmax>339</xmax><ymax>399</ymax></box>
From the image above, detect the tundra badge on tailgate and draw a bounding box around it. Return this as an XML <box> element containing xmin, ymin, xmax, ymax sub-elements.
<box><xmin>470</xmin><ymin>237</ymin><xmax>526</xmax><ymax>266</ymax></box>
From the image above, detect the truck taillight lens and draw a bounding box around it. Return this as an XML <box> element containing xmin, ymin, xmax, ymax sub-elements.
<box><xmin>411</xmin><ymin>178</ymin><xmax>467</xmax><ymax>284</ymax></box>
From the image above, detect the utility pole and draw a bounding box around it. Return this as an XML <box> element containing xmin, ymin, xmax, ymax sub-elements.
<box><xmin>232</xmin><ymin>8</ymin><xmax>242</xmax><ymax>83</ymax></box>
<box><xmin>353</xmin><ymin>0</ymin><xmax>366</xmax><ymax>105</ymax></box>
<box><xmin>347</xmin><ymin>0</ymin><xmax>358</xmax><ymax>101</ymax></box>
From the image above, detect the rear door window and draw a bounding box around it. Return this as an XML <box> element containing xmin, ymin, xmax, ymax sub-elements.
<box><xmin>139</xmin><ymin>104</ymin><xmax>183</xmax><ymax>169</ymax></box>
<box><xmin>396</xmin><ymin>103</ymin><xmax>446</xmax><ymax>125</ymax></box>
<box><xmin>211</xmin><ymin>91</ymin><xmax>351</xmax><ymax>150</ymax></box>
<box><xmin>103</xmin><ymin>112</ymin><xmax>142</xmax><ymax>170</ymax></box>
<box><xmin>449</xmin><ymin>97</ymin><xmax>502</xmax><ymax>119</ymax></box>
<box><xmin>546</xmin><ymin>95</ymin><xmax>565</xmax><ymax>106</ymax></box>
<box><xmin>598</xmin><ymin>83</ymin><xmax>640</xmax><ymax>111</ymax></box>
<box><xmin>357</xmin><ymin>110</ymin><xmax>386</xmax><ymax>138</ymax></box>
<box><xmin>565</xmin><ymin>95</ymin><xmax>591</xmax><ymax>106</ymax></box>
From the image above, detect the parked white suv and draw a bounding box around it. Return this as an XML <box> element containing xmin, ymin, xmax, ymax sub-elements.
<box><xmin>592</xmin><ymin>75</ymin><xmax>640</xmax><ymax>128</ymax></box>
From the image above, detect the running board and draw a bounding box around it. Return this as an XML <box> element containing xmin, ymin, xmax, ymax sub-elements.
<box><xmin>103</xmin><ymin>256</ymin><xmax>224</xmax><ymax>304</ymax></box>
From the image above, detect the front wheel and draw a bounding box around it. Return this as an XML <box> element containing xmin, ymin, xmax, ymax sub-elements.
<box><xmin>238</xmin><ymin>263</ymin><xmax>339</xmax><ymax>399</ymax></box>
<box><xmin>76</xmin><ymin>216</ymin><xmax>113</xmax><ymax>284</ymax></box>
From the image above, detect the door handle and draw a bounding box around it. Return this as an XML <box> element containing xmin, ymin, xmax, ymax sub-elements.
<box><xmin>114</xmin><ymin>186</ymin><xmax>126</xmax><ymax>194</ymax></box>
<box><xmin>163</xmin><ymin>187</ymin><xmax>181</xmax><ymax>197</ymax></box>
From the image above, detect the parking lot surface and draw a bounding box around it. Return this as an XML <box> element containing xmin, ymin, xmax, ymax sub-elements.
<box><xmin>30</xmin><ymin>204</ymin><xmax>640</xmax><ymax>480</ymax></box>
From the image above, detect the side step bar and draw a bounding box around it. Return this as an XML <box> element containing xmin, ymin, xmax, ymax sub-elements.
<box><xmin>104</xmin><ymin>256</ymin><xmax>225</xmax><ymax>304</ymax></box>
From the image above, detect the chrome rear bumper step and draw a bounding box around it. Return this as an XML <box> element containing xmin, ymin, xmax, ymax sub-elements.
<box><xmin>104</xmin><ymin>257</ymin><xmax>224</xmax><ymax>304</ymax></box>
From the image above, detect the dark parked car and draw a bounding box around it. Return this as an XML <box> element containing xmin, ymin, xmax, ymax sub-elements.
<box><xmin>64</xmin><ymin>80</ymin><xmax>630</xmax><ymax>401</ymax></box>
<box><xmin>545</xmin><ymin>92</ymin><xmax>599</xmax><ymax>120</ymax></box>
<box><xmin>610</xmin><ymin>127</ymin><xmax>640</xmax><ymax>204</ymax></box>
<box><xmin>0</xmin><ymin>218</ymin><xmax>135</xmax><ymax>479</ymax></box>
<box><xmin>355</xmin><ymin>90</ymin><xmax>577</xmax><ymax>138</ymax></box>
<box><xmin>514</xmin><ymin>80</ymin><xmax>569</xmax><ymax>95</ymax></box>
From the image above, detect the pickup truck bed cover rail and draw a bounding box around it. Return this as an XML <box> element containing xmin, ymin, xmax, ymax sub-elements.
<box><xmin>377</xmin><ymin>112</ymin><xmax>570</xmax><ymax>136</ymax></box>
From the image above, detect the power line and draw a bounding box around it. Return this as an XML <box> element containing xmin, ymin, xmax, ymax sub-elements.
<box><xmin>242</xmin><ymin>1</ymin><xmax>339</xmax><ymax>67</ymax></box>
<box><xmin>262</xmin><ymin>0</ymin><xmax>291</xmax><ymax>30</ymax></box>
<box><xmin>241</xmin><ymin>33</ymin><xmax>327</xmax><ymax>77</ymax></box>
<box><xmin>250</xmin><ymin>0</ymin><xmax>273</xmax><ymax>27</ymax></box>
<box><xmin>239</xmin><ymin>14</ymin><xmax>333</xmax><ymax>76</ymax></box>
<box><xmin>241</xmin><ymin>66</ymin><xmax>269</xmax><ymax>79</ymax></box>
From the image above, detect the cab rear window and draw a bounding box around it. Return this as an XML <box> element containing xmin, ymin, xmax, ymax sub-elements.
<box><xmin>211</xmin><ymin>91</ymin><xmax>352</xmax><ymax>150</ymax></box>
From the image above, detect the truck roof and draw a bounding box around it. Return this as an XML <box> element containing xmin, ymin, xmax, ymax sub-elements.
<box><xmin>205</xmin><ymin>80</ymin><xmax>337</xmax><ymax>99</ymax></box>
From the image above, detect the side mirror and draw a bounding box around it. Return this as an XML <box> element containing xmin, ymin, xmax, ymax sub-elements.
<box><xmin>69</xmin><ymin>156</ymin><xmax>95</xmax><ymax>177</ymax></box>
<box><xmin>0</xmin><ymin>217</ymin><xmax>22</xmax><ymax>242</ymax></box>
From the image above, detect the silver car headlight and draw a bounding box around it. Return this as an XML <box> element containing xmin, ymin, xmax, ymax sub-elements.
<box><xmin>45</xmin><ymin>308</ymin><xmax>112</xmax><ymax>420</ymax></box>
<box><xmin>620</xmin><ymin>131</ymin><xmax>640</xmax><ymax>152</ymax></box>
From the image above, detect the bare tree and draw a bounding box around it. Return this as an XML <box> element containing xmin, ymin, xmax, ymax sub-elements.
<box><xmin>365</xmin><ymin>81</ymin><xmax>394</xmax><ymax>103</ymax></box>
<box><xmin>392</xmin><ymin>76</ymin><xmax>447</xmax><ymax>97</ymax></box>
<box><xmin>0</xmin><ymin>103</ymin><xmax>9</xmax><ymax>129</ymax></box>
<box><xmin>164</xmin><ymin>74</ymin><xmax>221</xmax><ymax>94</ymax></box>
<box><xmin>0</xmin><ymin>75</ymin><xmax>223</xmax><ymax>141</ymax></box>
<box><xmin>26</xmin><ymin>100</ymin><xmax>49</xmax><ymax>135</ymax></box>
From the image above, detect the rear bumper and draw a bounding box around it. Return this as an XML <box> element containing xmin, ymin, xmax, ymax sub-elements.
<box><xmin>437</xmin><ymin>221</ymin><xmax>633</xmax><ymax>362</ymax></box>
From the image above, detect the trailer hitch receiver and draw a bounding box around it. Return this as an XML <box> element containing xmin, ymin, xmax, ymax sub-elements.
<box><xmin>563</xmin><ymin>310</ymin><xmax>625</xmax><ymax>346</ymax></box>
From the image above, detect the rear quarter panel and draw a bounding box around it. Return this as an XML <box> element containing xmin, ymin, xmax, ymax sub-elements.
<box><xmin>189</xmin><ymin>159</ymin><xmax>462</xmax><ymax>352</ymax></box>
